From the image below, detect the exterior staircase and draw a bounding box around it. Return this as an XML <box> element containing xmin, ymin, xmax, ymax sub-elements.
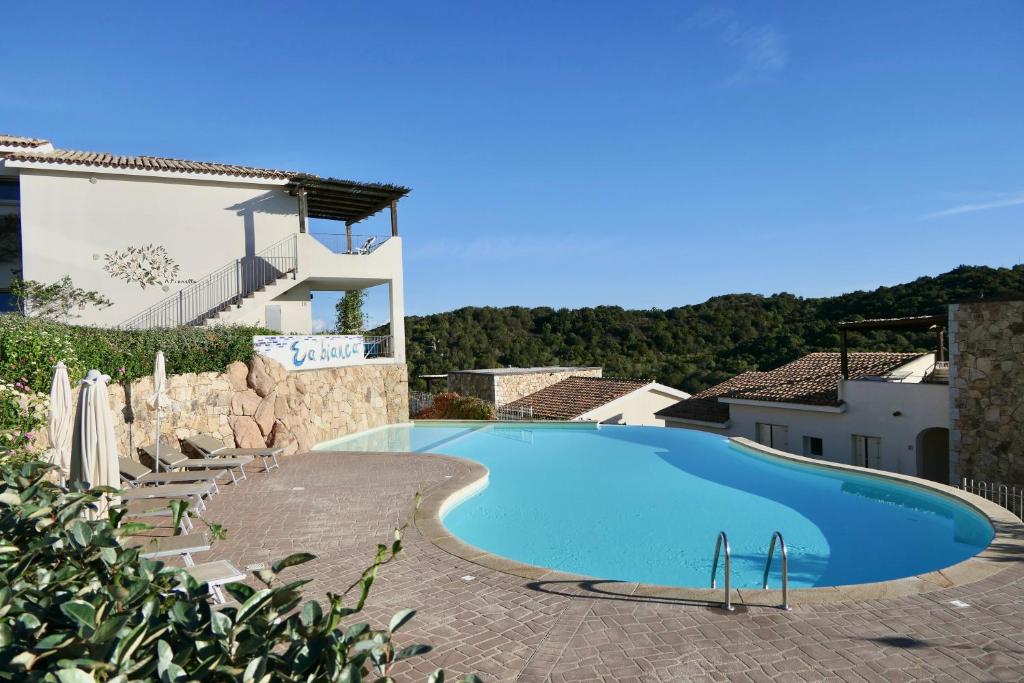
<box><xmin>120</xmin><ymin>235</ymin><xmax>298</xmax><ymax>330</ymax></box>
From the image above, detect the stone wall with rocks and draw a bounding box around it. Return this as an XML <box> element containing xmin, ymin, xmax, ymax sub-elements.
<box><xmin>493</xmin><ymin>368</ymin><xmax>601</xmax><ymax>406</ymax></box>
<box><xmin>950</xmin><ymin>300</ymin><xmax>1024</xmax><ymax>486</ymax></box>
<box><xmin>447</xmin><ymin>367</ymin><xmax>603</xmax><ymax>406</ymax></box>
<box><xmin>446</xmin><ymin>372</ymin><xmax>497</xmax><ymax>404</ymax></box>
<box><xmin>42</xmin><ymin>357</ymin><xmax>408</xmax><ymax>461</ymax></box>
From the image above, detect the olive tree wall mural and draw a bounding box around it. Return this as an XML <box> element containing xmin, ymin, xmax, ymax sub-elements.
<box><xmin>103</xmin><ymin>244</ymin><xmax>194</xmax><ymax>291</ymax></box>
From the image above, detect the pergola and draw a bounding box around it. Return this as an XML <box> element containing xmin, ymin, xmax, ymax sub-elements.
<box><xmin>836</xmin><ymin>314</ymin><xmax>947</xmax><ymax>379</ymax></box>
<box><xmin>287</xmin><ymin>175</ymin><xmax>410</xmax><ymax>251</ymax></box>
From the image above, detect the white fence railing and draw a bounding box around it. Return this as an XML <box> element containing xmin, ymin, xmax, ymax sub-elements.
<box><xmin>496</xmin><ymin>404</ymin><xmax>534</xmax><ymax>420</ymax></box>
<box><xmin>408</xmin><ymin>390</ymin><xmax>535</xmax><ymax>421</ymax></box>
<box><xmin>961</xmin><ymin>478</ymin><xmax>1023</xmax><ymax>520</ymax></box>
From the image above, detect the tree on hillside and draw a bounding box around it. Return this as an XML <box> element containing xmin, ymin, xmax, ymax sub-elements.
<box><xmin>385</xmin><ymin>265</ymin><xmax>1024</xmax><ymax>393</ymax></box>
<box><xmin>335</xmin><ymin>289</ymin><xmax>367</xmax><ymax>334</ymax></box>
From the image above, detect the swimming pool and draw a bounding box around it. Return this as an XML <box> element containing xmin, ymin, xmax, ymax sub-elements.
<box><xmin>316</xmin><ymin>422</ymin><xmax>994</xmax><ymax>589</ymax></box>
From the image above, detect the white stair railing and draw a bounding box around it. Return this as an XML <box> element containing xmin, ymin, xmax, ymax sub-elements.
<box><xmin>121</xmin><ymin>235</ymin><xmax>297</xmax><ymax>329</ymax></box>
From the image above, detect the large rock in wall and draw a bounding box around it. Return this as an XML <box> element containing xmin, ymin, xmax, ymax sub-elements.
<box><xmin>950</xmin><ymin>300</ymin><xmax>1024</xmax><ymax>486</ymax></box>
<box><xmin>47</xmin><ymin>358</ymin><xmax>410</xmax><ymax>461</ymax></box>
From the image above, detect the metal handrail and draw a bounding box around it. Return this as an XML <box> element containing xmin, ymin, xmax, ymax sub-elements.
<box><xmin>120</xmin><ymin>234</ymin><xmax>298</xmax><ymax>329</ymax></box>
<box><xmin>710</xmin><ymin>531</ymin><xmax>733</xmax><ymax>611</ymax></box>
<box><xmin>762</xmin><ymin>531</ymin><xmax>791</xmax><ymax>611</ymax></box>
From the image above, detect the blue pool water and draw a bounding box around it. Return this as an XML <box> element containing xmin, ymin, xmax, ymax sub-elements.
<box><xmin>316</xmin><ymin>423</ymin><xmax>994</xmax><ymax>588</ymax></box>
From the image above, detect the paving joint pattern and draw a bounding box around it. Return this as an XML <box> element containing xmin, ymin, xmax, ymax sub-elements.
<box><xmin>199</xmin><ymin>451</ymin><xmax>1024</xmax><ymax>681</ymax></box>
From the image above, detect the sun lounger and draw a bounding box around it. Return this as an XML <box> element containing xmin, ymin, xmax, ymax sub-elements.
<box><xmin>120</xmin><ymin>457</ymin><xmax>228</xmax><ymax>490</ymax></box>
<box><xmin>123</xmin><ymin>498</ymin><xmax>195</xmax><ymax>532</ymax></box>
<box><xmin>184</xmin><ymin>434</ymin><xmax>281</xmax><ymax>472</ymax></box>
<box><xmin>141</xmin><ymin>444</ymin><xmax>252</xmax><ymax>484</ymax></box>
<box><xmin>120</xmin><ymin>482</ymin><xmax>215</xmax><ymax>512</ymax></box>
<box><xmin>183</xmin><ymin>560</ymin><xmax>246</xmax><ymax>603</ymax></box>
<box><xmin>124</xmin><ymin>532</ymin><xmax>211</xmax><ymax>566</ymax></box>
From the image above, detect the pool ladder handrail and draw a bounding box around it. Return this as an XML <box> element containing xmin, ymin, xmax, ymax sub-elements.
<box><xmin>761</xmin><ymin>530</ymin><xmax>791</xmax><ymax>611</ymax></box>
<box><xmin>710</xmin><ymin>531</ymin><xmax>734</xmax><ymax>611</ymax></box>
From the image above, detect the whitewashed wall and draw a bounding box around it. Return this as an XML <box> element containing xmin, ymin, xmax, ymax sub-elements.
<box><xmin>581</xmin><ymin>385</ymin><xmax>690</xmax><ymax>426</ymax></box>
<box><xmin>725</xmin><ymin>380</ymin><xmax>948</xmax><ymax>476</ymax></box>
<box><xmin>17</xmin><ymin>170</ymin><xmax>299</xmax><ymax>326</ymax></box>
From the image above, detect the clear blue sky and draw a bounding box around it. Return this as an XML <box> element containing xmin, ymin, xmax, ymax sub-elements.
<box><xmin>4</xmin><ymin>2</ymin><xmax>1022</xmax><ymax>330</ymax></box>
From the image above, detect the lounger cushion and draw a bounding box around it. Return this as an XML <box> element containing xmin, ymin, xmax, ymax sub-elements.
<box><xmin>186</xmin><ymin>560</ymin><xmax>245</xmax><ymax>587</ymax></box>
<box><xmin>125</xmin><ymin>533</ymin><xmax>211</xmax><ymax>559</ymax></box>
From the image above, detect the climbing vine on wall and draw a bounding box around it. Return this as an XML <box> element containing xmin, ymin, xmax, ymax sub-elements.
<box><xmin>103</xmin><ymin>244</ymin><xmax>194</xmax><ymax>290</ymax></box>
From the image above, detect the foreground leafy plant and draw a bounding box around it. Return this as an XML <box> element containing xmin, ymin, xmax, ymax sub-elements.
<box><xmin>0</xmin><ymin>460</ymin><xmax>480</xmax><ymax>682</ymax></box>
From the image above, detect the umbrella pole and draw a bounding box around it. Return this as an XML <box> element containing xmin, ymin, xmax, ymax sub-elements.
<box><xmin>155</xmin><ymin>410</ymin><xmax>161</xmax><ymax>473</ymax></box>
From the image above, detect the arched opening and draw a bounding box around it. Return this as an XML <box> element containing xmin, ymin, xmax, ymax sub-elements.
<box><xmin>917</xmin><ymin>427</ymin><xmax>950</xmax><ymax>484</ymax></box>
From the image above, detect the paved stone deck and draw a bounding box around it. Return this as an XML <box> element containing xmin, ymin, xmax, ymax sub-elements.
<box><xmin>199</xmin><ymin>452</ymin><xmax>1024</xmax><ymax>682</ymax></box>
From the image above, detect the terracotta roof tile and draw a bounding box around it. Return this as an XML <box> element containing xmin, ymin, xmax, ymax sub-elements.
<box><xmin>4</xmin><ymin>148</ymin><xmax>295</xmax><ymax>180</ymax></box>
<box><xmin>656</xmin><ymin>352</ymin><xmax>924</xmax><ymax>423</ymax></box>
<box><xmin>503</xmin><ymin>376</ymin><xmax>652</xmax><ymax>420</ymax></box>
<box><xmin>0</xmin><ymin>134</ymin><xmax>50</xmax><ymax>149</ymax></box>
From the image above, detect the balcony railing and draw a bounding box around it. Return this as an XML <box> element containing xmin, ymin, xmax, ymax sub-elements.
<box><xmin>310</xmin><ymin>232</ymin><xmax>392</xmax><ymax>255</ymax></box>
<box><xmin>362</xmin><ymin>335</ymin><xmax>393</xmax><ymax>359</ymax></box>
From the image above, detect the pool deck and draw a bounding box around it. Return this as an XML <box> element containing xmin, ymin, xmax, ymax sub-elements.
<box><xmin>202</xmin><ymin>450</ymin><xmax>1024</xmax><ymax>681</ymax></box>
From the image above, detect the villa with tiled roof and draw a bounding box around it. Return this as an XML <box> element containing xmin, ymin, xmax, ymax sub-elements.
<box><xmin>657</xmin><ymin>349</ymin><xmax>952</xmax><ymax>482</ymax></box>
<box><xmin>0</xmin><ymin>133</ymin><xmax>409</xmax><ymax>342</ymax></box>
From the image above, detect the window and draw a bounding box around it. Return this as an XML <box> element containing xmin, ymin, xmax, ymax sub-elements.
<box><xmin>0</xmin><ymin>182</ymin><xmax>18</xmax><ymax>203</ymax></box>
<box><xmin>756</xmin><ymin>423</ymin><xmax>789</xmax><ymax>451</ymax></box>
<box><xmin>803</xmin><ymin>436</ymin><xmax>824</xmax><ymax>457</ymax></box>
<box><xmin>852</xmin><ymin>435</ymin><xmax>881</xmax><ymax>469</ymax></box>
<box><xmin>0</xmin><ymin>291</ymin><xmax>16</xmax><ymax>313</ymax></box>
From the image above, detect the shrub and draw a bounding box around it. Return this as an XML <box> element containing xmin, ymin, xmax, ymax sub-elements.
<box><xmin>0</xmin><ymin>315</ymin><xmax>274</xmax><ymax>393</ymax></box>
<box><xmin>0</xmin><ymin>316</ymin><xmax>82</xmax><ymax>394</ymax></box>
<box><xmin>0</xmin><ymin>382</ymin><xmax>48</xmax><ymax>467</ymax></box>
<box><xmin>414</xmin><ymin>393</ymin><xmax>495</xmax><ymax>421</ymax></box>
<box><xmin>0</xmin><ymin>460</ymin><xmax>481</xmax><ymax>682</ymax></box>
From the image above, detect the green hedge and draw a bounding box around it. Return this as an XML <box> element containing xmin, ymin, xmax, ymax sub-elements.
<box><xmin>0</xmin><ymin>315</ymin><xmax>274</xmax><ymax>394</ymax></box>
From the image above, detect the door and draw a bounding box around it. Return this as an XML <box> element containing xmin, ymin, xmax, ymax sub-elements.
<box><xmin>756</xmin><ymin>423</ymin><xmax>789</xmax><ymax>451</ymax></box>
<box><xmin>918</xmin><ymin>428</ymin><xmax>950</xmax><ymax>483</ymax></box>
<box><xmin>852</xmin><ymin>435</ymin><xmax>881</xmax><ymax>469</ymax></box>
<box><xmin>265</xmin><ymin>304</ymin><xmax>282</xmax><ymax>332</ymax></box>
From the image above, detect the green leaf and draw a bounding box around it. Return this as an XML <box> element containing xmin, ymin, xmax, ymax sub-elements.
<box><xmin>242</xmin><ymin>654</ymin><xmax>266</xmax><ymax>683</ymax></box>
<box><xmin>71</xmin><ymin>520</ymin><xmax>93</xmax><ymax>546</ymax></box>
<box><xmin>427</xmin><ymin>671</ymin><xmax>445</xmax><ymax>683</ymax></box>
<box><xmin>339</xmin><ymin>663</ymin><xmax>362</xmax><ymax>683</ymax></box>
<box><xmin>236</xmin><ymin>588</ymin><xmax>273</xmax><ymax>624</ymax></box>
<box><xmin>90</xmin><ymin>614</ymin><xmax>130</xmax><ymax>644</ymax></box>
<box><xmin>56</xmin><ymin>670</ymin><xmax>96</xmax><ymax>683</ymax></box>
<box><xmin>388</xmin><ymin>608</ymin><xmax>416</xmax><ymax>634</ymax></box>
<box><xmin>300</xmin><ymin>601</ymin><xmax>323</xmax><ymax>628</ymax></box>
<box><xmin>271</xmin><ymin>552</ymin><xmax>316</xmax><ymax>573</ymax></box>
<box><xmin>210</xmin><ymin>610</ymin><xmax>232</xmax><ymax>636</ymax></box>
<box><xmin>60</xmin><ymin>600</ymin><xmax>96</xmax><ymax>630</ymax></box>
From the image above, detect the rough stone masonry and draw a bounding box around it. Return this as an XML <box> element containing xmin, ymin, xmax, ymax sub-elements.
<box><xmin>950</xmin><ymin>299</ymin><xmax>1024</xmax><ymax>486</ymax></box>
<box><xmin>41</xmin><ymin>355</ymin><xmax>409</xmax><ymax>460</ymax></box>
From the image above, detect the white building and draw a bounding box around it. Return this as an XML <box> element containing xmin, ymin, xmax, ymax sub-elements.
<box><xmin>503</xmin><ymin>375</ymin><xmax>690</xmax><ymax>426</ymax></box>
<box><xmin>0</xmin><ymin>134</ymin><xmax>407</xmax><ymax>359</ymax></box>
<box><xmin>657</xmin><ymin>350</ymin><xmax>952</xmax><ymax>483</ymax></box>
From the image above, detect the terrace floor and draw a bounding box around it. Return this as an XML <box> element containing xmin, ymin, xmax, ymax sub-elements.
<box><xmin>201</xmin><ymin>451</ymin><xmax>1024</xmax><ymax>682</ymax></box>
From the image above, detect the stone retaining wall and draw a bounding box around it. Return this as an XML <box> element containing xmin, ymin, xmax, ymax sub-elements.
<box><xmin>43</xmin><ymin>357</ymin><xmax>408</xmax><ymax>460</ymax></box>
<box><xmin>447</xmin><ymin>367</ymin><xmax>602</xmax><ymax>406</ymax></box>
<box><xmin>950</xmin><ymin>300</ymin><xmax>1024</xmax><ymax>486</ymax></box>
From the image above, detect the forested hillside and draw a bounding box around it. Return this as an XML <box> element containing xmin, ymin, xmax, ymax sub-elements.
<box><xmin>395</xmin><ymin>265</ymin><xmax>1024</xmax><ymax>393</ymax></box>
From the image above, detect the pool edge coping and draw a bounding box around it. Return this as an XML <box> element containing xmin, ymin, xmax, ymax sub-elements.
<box><xmin>411</xmin><ymin>437</ymin><xmax>1024</xmax><ymax>608</ymax></box>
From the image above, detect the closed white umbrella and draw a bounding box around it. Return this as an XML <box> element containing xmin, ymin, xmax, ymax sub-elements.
<box><xmin>147</xmin><ymin>351</ymin><xmax>169</xmax><ymax>473</ymax></box>
<box><xmin>48</xmin><ymin>361</ymin><xmax>73</xmax><ymax>485</ymax></box>
<box><xmin>70</xmin><ymin>370</ymin><xmax>121</xmax><ymax>517</ymax></box>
